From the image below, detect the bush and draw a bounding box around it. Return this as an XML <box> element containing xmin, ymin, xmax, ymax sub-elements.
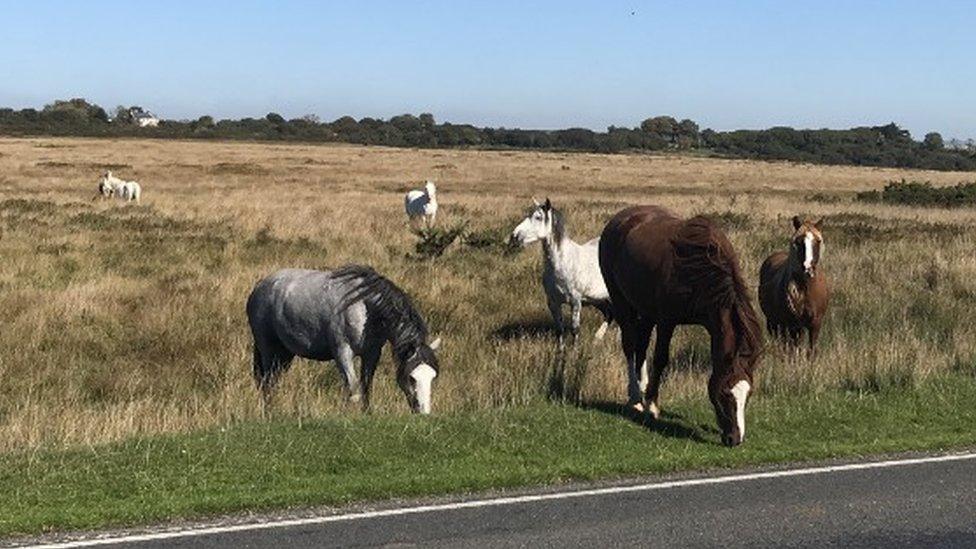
<box><xmin>412</xmin><ymin>223</ymin><xmax>467</xmax><ymax>259</ymax></box>
<box><xmin>856</xmin><ymin>179</ymin><xmax>976</xmax><ymax>208</ymax></box>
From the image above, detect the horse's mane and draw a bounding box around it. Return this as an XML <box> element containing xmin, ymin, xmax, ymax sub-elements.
<box><xmin>545</xmin><ymin>205</ymin><xmax>566</xmax><ymax>243</ymax></box>
<box><xmin>332</xmin><ymin>264</ymin><xmax>429</xmax><ymax>365</ymax></box>
<box><xmin>672</xmin><ymin>216</ymin><xmax>763</xmax><ymax>362</ymax></box>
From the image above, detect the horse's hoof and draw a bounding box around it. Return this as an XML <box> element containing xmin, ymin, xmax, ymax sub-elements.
<box><xmin>648</xmin><ymin>402</ymin><xmax>661</xmax><ymax>420</ymax></box>
<box><xmin>630</xmin><ymin>402</ymin><xmax>646</xmax><ymax>414</ymax></box>
<box><xmin>348</xmin><ymin>393</ymin><xmax>362</xmax><ymax>404</ymax></box>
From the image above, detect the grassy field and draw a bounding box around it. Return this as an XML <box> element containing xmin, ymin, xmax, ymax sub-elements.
<box><xmin>1</xmin><ymin>136</ymin><xmax>975</xmax><ymax>535</ymax></box>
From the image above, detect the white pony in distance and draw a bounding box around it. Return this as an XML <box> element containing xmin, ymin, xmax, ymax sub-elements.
<box><xmin>404</xmin><ymin>180</ymin><xmax>438</xmax><ymax>229</ymax></box>
<box><xmin>510</xmin><ymin>198</ymin><xmax>613</xmax><ymax>343</ymax></box>
<box><xmin>97</xmin><ymin>171</ymin><xmax>141</xmax><ymax>203</ymax></box>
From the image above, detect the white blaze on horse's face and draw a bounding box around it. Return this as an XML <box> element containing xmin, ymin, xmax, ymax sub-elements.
<box><xmin>803</xmin><ymin>232</ymin><xmax>816</xmax><ymax>276</ymax></box>
<box><xmin>511</xmin><ymin>207</ymin><xmax>550</xmax><ymax>246</ymax></box>
<box><xmin>731</xmin><ymin>380</ymin><xmax>750</xmax><ymax>441</ymax></box>
<box><xmin>410</xmin><ymin>363</ymin><xmax>437</xmax><ymax>415</ymax></box>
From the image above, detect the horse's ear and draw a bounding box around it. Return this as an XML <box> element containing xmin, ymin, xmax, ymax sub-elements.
<box><xmin>429</xmin><ymin>337</ymin><xmax>442</xmax><ymax>351</ymax></box>
<box><xmin>814</xmin><ymin>217</ymin><xmax>824</xmax><ymax>230</ymax></box>
<box><xmin>544</xmin><ymin>197</ymin><xmax>552</xmax><ymax>210</ymax></box>
<box><xmin>791</xmin><ymin>216</ymin><xmax>802</xmax><ymax>230</ymax></box>
<box><xmin>532</xmin><ymin>197</ymin><xmax>541</xmax><ymax>207</ymax></box>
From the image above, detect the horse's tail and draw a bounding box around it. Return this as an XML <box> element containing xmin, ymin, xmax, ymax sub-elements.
<box><xmin>672</xmin><ymin>216</ymin><xmax>763</xmax><ymax>358</ymax></box>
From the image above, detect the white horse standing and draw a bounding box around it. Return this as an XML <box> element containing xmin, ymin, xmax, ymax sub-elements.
<box><xmin>510</xmin><ymin>198</ymin><xmax>613</xmax><ymax>342</ymax></box>
<box><xmin>404</xmin><ymin>180</ymin><xmax>438</xmax><ymax>229</ymax></box>
<box><xmin>96</xmin><ymin>171</ymin><xmax>141</xmax><ymax>203</ymax></box>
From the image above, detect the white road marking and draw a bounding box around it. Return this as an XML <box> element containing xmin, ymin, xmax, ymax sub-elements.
<box><xmin>24</xmin><ymin>451</ymin><xmax>976</xmax><ymax>548</ymax></box>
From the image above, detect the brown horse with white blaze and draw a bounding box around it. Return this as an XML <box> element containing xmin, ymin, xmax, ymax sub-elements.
<box><xmin>759</xmin><ymin>216</ymin><xmax>829</xmax><ymax>354</ymax></box>
<box><xmin>599</xmin><ymin>206</ymin><xmax>763</xmax><ymax>447</ymax></box>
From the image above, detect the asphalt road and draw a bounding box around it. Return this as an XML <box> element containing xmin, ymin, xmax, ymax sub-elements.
<box><xmin>25</xmin><ymin>453</ymin><xmax>976</xmax><ymax>549</ymax></box>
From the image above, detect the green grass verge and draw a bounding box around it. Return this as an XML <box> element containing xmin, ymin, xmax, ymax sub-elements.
<box><xmin>4</xmin><ymin>374</ymin><xmax>976</xmax><ymax>538</ymax></box>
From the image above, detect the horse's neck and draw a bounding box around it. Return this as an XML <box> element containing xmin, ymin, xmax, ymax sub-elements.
<box><xmin>783</xmin><ymin>251</ymin><xmax>808</xmax><ymax>287</ymax></box>
<box><xmin>379</xmin><ymin>312</ymin><xmax>424</xmax><ymax>363</ymax></box>
<box><xmin>541</xmin><ymin>233</ymin><xmax>575</xmax><ymax>273</ymax></box>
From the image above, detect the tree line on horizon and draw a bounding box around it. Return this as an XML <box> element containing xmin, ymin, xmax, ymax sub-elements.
<box><xmin>2</xmin><ymin>98</ymin><xmax>975</xmax><ymax>171</ymax></box>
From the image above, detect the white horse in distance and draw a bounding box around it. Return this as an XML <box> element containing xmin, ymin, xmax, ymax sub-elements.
<box><xmin>404</xmin><ymin>180</ymin><xmax>437</xmax><ymax>229</ymax></box>
<box><xmin>96</xmin><ymin>171</ymin><xmax>141</xmax><ymax>203</ymax></box>
<box><xmin>509</xmin><ymin>198</ymin><xmax>613</xmax><ymax>343</ymax></box>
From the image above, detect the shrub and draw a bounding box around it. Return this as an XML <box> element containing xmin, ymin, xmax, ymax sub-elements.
<box><xmin>412</xmin><ymin>223</ymin><xmax>467</xmax><ymax>259</ymax></box>
<box><xmin>856</xmin><ymin>179</ymin><xmax>976</xmax><ymax>208</ymax></box>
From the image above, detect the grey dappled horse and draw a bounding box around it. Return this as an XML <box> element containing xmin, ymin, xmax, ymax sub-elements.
<box><xmin>246</xmin><ymin>265</ymin><xmax>442</xmax><ymax>413</ymax></box>
<box><xmin>509</xmin><ymin>198</ymin><xmax>613</xmax><ymax>343</ymax></box>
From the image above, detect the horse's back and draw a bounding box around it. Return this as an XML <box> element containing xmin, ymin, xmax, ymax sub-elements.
<box><xmin>759</xmin><ymin>251</ymin><xmax>788</xmax><ymax>287</ymax></box>
<box><xmin>247</xmin><ymin>269</ymin><xmax>350</xmax><ymax>359</ymax></box>
<box><xmin>599</xmin><ymin>205</ymin><xmax>682</xmax><ymax>313</ymax></box>
<box><xmin>404</xmin><ymin>190</ymin><xmax>427</xmax><ymax>214</ymax></box>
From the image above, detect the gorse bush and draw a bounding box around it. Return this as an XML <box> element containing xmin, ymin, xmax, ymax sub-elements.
<box><xmin>412</xmin><ymin>223</ymin><xmax>467</xmax><ymax>259</ymax></box>
<box><xmin>856</xmin><ymin>179</ymin><xmax>976</xmax><ymax>207</ymax></box>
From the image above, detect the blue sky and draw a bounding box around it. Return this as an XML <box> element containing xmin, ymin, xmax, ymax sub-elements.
<box><xmin>2</xmin><ymin>1</ymin><xmax>973</xmax><ymax>139</ymax></box>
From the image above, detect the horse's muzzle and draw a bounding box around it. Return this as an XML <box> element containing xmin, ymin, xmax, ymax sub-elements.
<box><xmin>722</xmin><ymin>433</ymin><xmax>743</xmax><ymax>447</ymax></box>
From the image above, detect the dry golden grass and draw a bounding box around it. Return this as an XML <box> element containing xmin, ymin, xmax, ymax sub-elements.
<box><xmin>1</xmin><ymin>136</ymin><xmax>974</xmax><ymax>452</ymax></box>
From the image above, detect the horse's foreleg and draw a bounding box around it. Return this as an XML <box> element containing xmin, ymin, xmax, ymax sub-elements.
<box><xmin>646</xmin><ymin>323</ymin><xmax>674</xmax><ymax>420</ymax></box>
<box><xmin>621</xmin><ymin>321</ymin><xmax>652</xmax><ymax>413</ymax></box>
<box><xmin>547</xmin><ymin>294</ymin><xmax>565</xmax><ymax>346</ymax></box>
<box><xmin>569</xmin><ymin>297</ymin><xmax>582</xmax><ymax>345</ymax></box>
<box><xmin>359</xmin><ymin>346</ymin><xmax>382</xmax><ymax>412</ymax></box>
<box><xmin>807</xmin><ymin>320</ymin><xmax>822</xmax><ymax>360</ymax></box>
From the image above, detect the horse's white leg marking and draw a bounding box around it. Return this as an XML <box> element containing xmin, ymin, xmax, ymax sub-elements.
<box><xmin>410</xmin><ymin>363</ymin><xmax>437</xmax><ymax>414</ymax></box>
<box><xmin>638</xmin><ymin>358</ymin><xmax>649</xmax><ymax>395</ymax></box>
<box><xmin>731</xmin><ymin>380</ymin><xmax>750</xmax><ymax>438</ymax></box>
<box><xmin>803</xmin><ymin>232</ymin><xmax>815</xmax><ymax>272</ymax></box>
<box><xmin>335</xmin><ymin>347</ymin><xmax>361</xmax><ymax>402</ymax></box>
<box><xmin>594</xmin><ymin>321</ymin><xmax>608</xmax><ymax>340</ymax></box>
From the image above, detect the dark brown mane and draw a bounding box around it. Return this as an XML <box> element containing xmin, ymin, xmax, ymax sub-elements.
<box><xmin>672</xmin><ymin>216</ymin><xmax>763</xmax><ymax>362</ymax></box>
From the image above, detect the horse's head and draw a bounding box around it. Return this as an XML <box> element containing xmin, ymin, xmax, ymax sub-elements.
<box><xmin>509</xmin><ymin>198</ymin><xmax>561</xmax><ymax>247</ymax></box>
<box><xmin>397</xmin><ymin>337</ymin><xmax>442</xmax><ymax>414</ymax></box>
<box><xmin>709</xmin><ymin>369</ymin><xmax>754</xmax><ymax>447</ymax></box>
<box><xmin>709</xmin><ymin>302</ymin><xmax>762</xmax><ymax>447</ymax></box>
<box><xmin>424</xmin><ymin>180</ymin><xmax>437</xmax><ymax>197</ymax></box>
<box><xmin>790</xmin><ymin>216</ymin><xmax>824</xmax><ymax>278</ymax></box>
<box><xmin>97</xmin><ymin>176</ymin><xmax>113</xmax><ymax>197</ymax></box>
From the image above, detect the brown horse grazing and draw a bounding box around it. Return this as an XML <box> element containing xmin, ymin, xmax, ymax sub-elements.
<box><xmin>759</xmin><ymin>216</ymin><xmax>829</xmax><ymax>354</ymax></box>
<box><xmin>599</xmin><ymin>206</ymin><xmax>763</xmax><ymax>447</ymax></box>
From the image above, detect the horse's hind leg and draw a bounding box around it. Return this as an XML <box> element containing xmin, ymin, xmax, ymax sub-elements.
<box><xmin>253</xmin><ymin>343</ymin><xmax>293</xmax><ymax>409</ymax></box>
<box><xmin>593</xmin><ymin>301</ymin><xmax>614</xmax><ymax>341</ymax></box>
